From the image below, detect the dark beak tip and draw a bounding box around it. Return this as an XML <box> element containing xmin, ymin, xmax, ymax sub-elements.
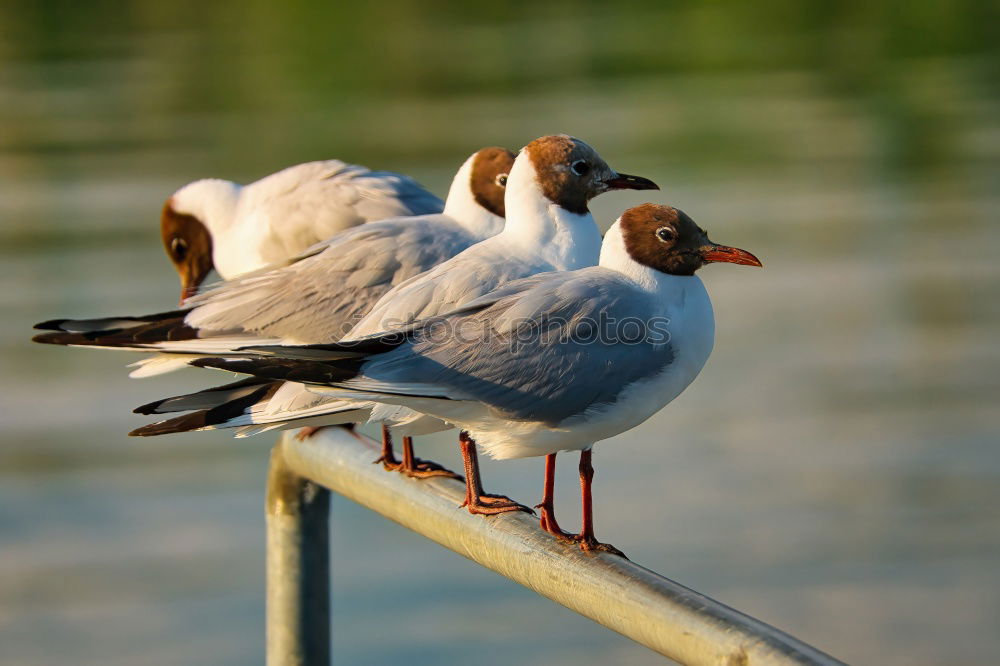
<box><xmin>607</xmin><ymin>173</ymin><xmax>660</xmax><ymax>192</ymax></box>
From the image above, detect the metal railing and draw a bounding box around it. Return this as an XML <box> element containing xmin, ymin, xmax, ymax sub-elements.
<box><xmin>265</xmin><ymin>428</ymin><xmax>846</xmax><ymax>666</ymax></box>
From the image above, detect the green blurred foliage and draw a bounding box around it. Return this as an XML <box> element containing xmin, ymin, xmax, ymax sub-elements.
<box><xmin>1</xmin><ymin>0</ymin><xmax>996</xmax><ymax>174</ymax></box>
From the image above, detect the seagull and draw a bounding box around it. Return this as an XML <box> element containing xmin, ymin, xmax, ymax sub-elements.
<box><xmin>127</xmin><ymin>135</ymin><xmax>659</xmax><ymax>509</ymax></box>
<box><xmin>32</xmin><ymin>146</ymin><xmax>515</xmax><ymax>378</ymax></box>
<box><xmin>160</xmin><ymin>159</ymin><xmax>445</xmax><ymax>303</ymax></box>
<box><xmin>34</xmin><ymin>146</ymin><xmax>514</xmax><ymax>479</ymax></box>
<box><xmin>179</xmin><ymin>203</ymin><xmax>762</xmax><ymax>555</ymax></box>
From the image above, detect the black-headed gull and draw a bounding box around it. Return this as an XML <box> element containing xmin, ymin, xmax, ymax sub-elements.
<box><xmin>289</xmin><ymin>135</ymin><xmax>658</xmax><ymax>478</ymax></box>
<box><xmin>170</xmin><ymin>204</ymin><xmax>762</xmax><ymax>554</ymax></box>
<box><xmin>160</xmin><ymin>159</ymin><xmax>445</xmax><ymax>302</ymax></box>
<box><xmin>126</xmin><ymin>135</ymin><xmax>660</xmax><ymax>508</ymax></box>
<box><xmin>33</xmin><ymin>147</ymin><xmax>514</xmax><ymax>379</ymax></box>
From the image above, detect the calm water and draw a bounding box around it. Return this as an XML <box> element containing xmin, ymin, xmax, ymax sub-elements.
<box><xmin>2</xmin><ymin>3</ymin><xmax>998</xmax><ymax>665</ymax></box>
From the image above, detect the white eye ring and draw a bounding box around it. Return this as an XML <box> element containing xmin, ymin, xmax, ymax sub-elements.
<box><xmin>495</xmin><ymin>173</ymin><xmax>508</xmax><ymax>187</ymax></box>
<box><xmin>655</xmin><ymin>227</ymin><xmax>676</xmax><ymax>243</ymax></box>
<box><xmin>571</xmin><ymin>160</ymin><xmax>590</xmax><ymax>176</ymax></box>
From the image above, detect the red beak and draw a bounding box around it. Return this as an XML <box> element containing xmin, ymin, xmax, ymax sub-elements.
<box><xmin>700</xmin><ymin>244</ymin><xmax>762</xmax><ymax>267</ymax></box>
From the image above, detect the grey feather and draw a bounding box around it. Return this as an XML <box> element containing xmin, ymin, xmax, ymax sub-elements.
<box><xmin>239</xmin><ymin>160</ymin><xmax>444</xmax><ymax>267</ymax></box>
<box><xmin>184</xmin><ymin>215</ymin><xmax>482</xmax><ymax>343</ymax></box>
<box><xmin>349</xmin><ymin>240</ymin><xmax>563</xmax><ymax>338</ymax></box>
<box><xmin>343</xmin><ymin>267</ymin><xmax>674</xmax><ymax>425</ymax></box>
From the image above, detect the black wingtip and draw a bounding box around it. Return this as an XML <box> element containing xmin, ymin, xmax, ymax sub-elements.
<box><xmin>129</xmin><ymin>420</ymin><xmax>173</xmax><ymax>436</ymax></box>
<box><xmin>129</xmin><ymin>421</ymin><xmax>180</xmax><ymax>437</ymax></box>
<box><xmin>129</xmin><ymin>411</ymin><xmax>209</xmax><ymax>437</ymax></box>
<box><xmin>133</xmin><ymin>377</ymin><xmax>275</xmax><ymax>415</ymax></box>
<box><xmin>32</xmin><ymin>331</ymin><xmax>78</xmax><ymax>345</ymax></box>
<box><xmin>193</xmin><ymin>355</ymin><xmax>365</xmax><ymax>386</ymax></box>
<box><xmin>34</xmin><ymin>311</ymin><xmax>195</xmax><ymax>347</ymax></box>
<box><xmin>34</xmin><ymin>319</ymin><xmax>69</xmax><ymax>331</ymax></box>
<box><xmin>133</xmin><ymin>398</ymin><xmax>166</xmax><ymax>415</ymax></box>
<box><xmin>190</xmin><ymin>357</ymin><xmax>241</xmax><ymax>371</ymax></box>
<box><xmin>235</xmin><ymin>334</ymin><xmax>409</xmax><ymax>357</ymax></box>
<box><xmin>130</xmin><ymin>380</ymin><xmax>279</xmax><ymax>436</ymax></box>
<box><xmin>189</xmin><ymin>357</ymin><xmax>270</xmax><ymax>376</ymax></box>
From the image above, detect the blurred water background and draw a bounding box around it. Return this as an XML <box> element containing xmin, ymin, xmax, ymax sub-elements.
<box><xmin>2</xmin><ymin>2</ymin><xmax>998</xmax><ymax>664</ymax></box>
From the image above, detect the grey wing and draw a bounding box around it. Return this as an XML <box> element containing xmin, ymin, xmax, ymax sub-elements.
<box><xmin>185</xmin><ymin>219</ymin><xmax>474</xmax><ymax>343</ymax></box>
<box><xmin>244</xmin><ymin>161</ymin><xmax>444</xmax><ymax>265</ymax></box>
<box><xmin>349</xmin><ymin>245</ymin><xmax>554</xmax><ymax>338</ymax></box>
<box><xmin>352</xmin><ymin>168</ymin><xmax>446</xmax><ymax>218</ymax></box>
<box><xmin>354</xmin><ymin>269</ymin><xmax>674</xmax><ymax>424</ymax></box>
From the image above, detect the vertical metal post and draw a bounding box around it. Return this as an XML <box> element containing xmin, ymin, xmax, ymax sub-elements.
<box><xmin>266</xmin><ymin>440</ymin><xmax>331</xmax><ymax>666</ymax></box>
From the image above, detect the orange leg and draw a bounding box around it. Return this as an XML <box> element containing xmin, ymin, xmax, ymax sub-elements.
<box><xmin>535</xmin><ymin>453</ymin><xmax>572</xmax><ymax>540</ymax></box>
<box><xmin>374</xmin><ymin>424</ymin><xmax>402</xmax><ymax>471</ymax></box>
<box><xmin>573</xmin><ymin>449</ymin><xmax>626</xmax><ymax>558</ymax></box>
<box><xmin>458</xmin><ymin>431</ymin><xmax>532</xmax><ymax>515</ymax></box>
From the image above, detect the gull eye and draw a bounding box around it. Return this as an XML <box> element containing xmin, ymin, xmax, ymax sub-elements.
<box><xmin>655</xmin><ymin>227</ymin><xmax>676</xmax><ymax>243</ymax></box>
<box><xmin>495</xmin><ymin>173</ymin><xmax>508</xmax><ymax>187</ymax></box>
<box><xmin>170</xmin><ymin>236</ymin><xmax>188</xmax><ymax>261</ymax></box>
<box><xmin>570</xmin><ymin>160</ymin><xmax>590</xmax><ymax>176</ymax></box>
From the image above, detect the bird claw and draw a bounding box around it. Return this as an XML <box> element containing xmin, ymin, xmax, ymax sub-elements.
<box><xmin>401</xmin><ymin>457</ymin><xmax>463</xmax><ymax>480</ymax></box>
<box><xmin>461</xmin><ymin>493</ymin><xmax>535</xmax><ymax>516</ymax></box>
<box><xmin>373</xmin><ymin>455</ymin><xmax>402</xmax><ymax>472</ymax></box>
<box><xmin>375</xmin><ymin>454</ymin><xmax>462</xmax><ymax>480</ymax></box>
<box><xmin>573</xmin><ymin>535</ymin><xmax>628</xmax><ymax>559</ymax></box>
<box><xmin>536</xmin><ymin>504</ymin><xmax>573</xmax><ymax>541</ymax></box>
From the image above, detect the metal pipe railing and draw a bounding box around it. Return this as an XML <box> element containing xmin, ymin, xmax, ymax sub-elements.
<box><xmin>267</xmin><ymin>428</ymin><xmax>845</xmax><ymax>666</ymax></box>
<box><xmin>266</xmin><ymin>445</ymin><xmax>331</xmax><ymax>666</ymax></box>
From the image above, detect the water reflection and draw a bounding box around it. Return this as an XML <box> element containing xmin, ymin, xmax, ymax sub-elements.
<box><xmin>1</xmin><ymin>3</ymin><xmax>998</xmax><ymax>665</ymax></box>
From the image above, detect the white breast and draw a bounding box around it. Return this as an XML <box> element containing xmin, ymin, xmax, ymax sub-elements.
<box><xmin>468</xmin><ymin>276</ymin><xmax>716</xmax><ymax>460</ymax></box>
